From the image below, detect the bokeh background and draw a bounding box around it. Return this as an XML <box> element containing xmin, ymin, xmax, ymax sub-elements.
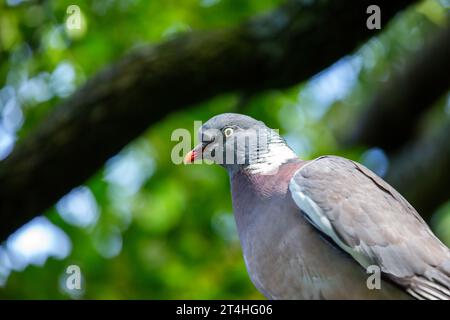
<box><xmin>0</xmin><ymin>0</ymin><xmax>449</xmax><ymax>299</ymax></box>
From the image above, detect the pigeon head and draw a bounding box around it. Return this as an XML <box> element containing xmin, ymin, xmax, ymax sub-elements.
<box><xmin>184</xmin><ymin>113</ymin><xmax>297</xmax><ymax>175</ymax></box>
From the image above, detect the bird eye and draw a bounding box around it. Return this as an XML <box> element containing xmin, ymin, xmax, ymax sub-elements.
<box><xmin>223</xmin><ymin>127</ymin><xmax>234</xmax><ymax>137</ymax></box>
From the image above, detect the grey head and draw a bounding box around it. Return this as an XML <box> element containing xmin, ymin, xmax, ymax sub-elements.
<box><xmin>185</xmin><ymin>113</ymin><xmax>297</xmax><ymax>176</ymax></box>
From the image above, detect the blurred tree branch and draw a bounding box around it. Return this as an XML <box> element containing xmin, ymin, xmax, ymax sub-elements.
<box><xmin>344</xmin><ymin>21</ymin><xmax>450</xmax><ymax>219</ymax></box>
<box><xmin>345</xmin><ymin>23</ymin><xmax>450</xmax><ymax>152</ymax></box>
<box><xmin>0</xmin><ymin>0</ymin><xmax>414</xmax><ymax>241</ymax></box>
<box><xmin>386</xmin><ymin>119</ymin><xmax>450</xmax><ymax>221</ymax></box>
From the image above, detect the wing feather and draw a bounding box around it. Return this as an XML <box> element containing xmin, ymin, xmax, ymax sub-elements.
<box><xmin>289</xmin><ymin>155</ymin><xmax>450</xmax><ymax>300</ymax></box>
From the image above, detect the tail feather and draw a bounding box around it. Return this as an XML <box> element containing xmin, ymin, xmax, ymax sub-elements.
<box><xmin>407</xmin><ymin>265</ymin><xmax>450</xmax><ymax>300</ymax></box>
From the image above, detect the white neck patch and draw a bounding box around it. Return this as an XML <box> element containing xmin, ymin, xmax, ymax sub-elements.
<box><xmin>245</xmin><ymin>133</ymin><xmax>297</xmax><ymax>175</ymax></box>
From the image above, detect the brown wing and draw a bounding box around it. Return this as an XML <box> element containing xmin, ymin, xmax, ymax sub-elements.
<box><xmin>289</xmin><ymin>155</ymin><xmax>450</xmax><ymax>300</ymax></box>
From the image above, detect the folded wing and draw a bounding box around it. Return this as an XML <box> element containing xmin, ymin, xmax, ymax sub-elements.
<box><xmin>289</xmin><ymin>156</ymin><xmax>450</xmax><ymax>300</ymax></box>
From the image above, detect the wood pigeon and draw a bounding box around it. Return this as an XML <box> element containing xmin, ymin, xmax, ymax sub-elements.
<box><xmin>184</xmin><ymin>113</ymin><xmax>450</xmax><ymax>300</ymax></box>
